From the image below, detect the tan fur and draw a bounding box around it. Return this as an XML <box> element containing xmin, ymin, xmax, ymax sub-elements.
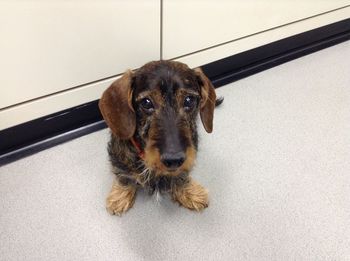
<box><xmin>144</xmin><ymin>145</ymin><xmax>196</xmax><ymax>176</ymax></box>
<box><xmin>144</xmin><ymin>142</ymin><xmax>165</xmax><ymax>173</ymax></box>
<box><xmin>106</xmin><ymin>181</ymin><xmax>137</xmax><ymax>215</ymax></box>
<box><xmin>172</xmin><ymin>178</ymin><xmax>209</xmax><ymax>211</ymax></box>
<box><xmin>182</xmin><ymin>147</ymin><xmax>196</xmax><ymax>172</ymax></box>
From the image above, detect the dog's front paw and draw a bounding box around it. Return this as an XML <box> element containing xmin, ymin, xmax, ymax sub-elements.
<box><xmin>172</xmin><ymin>178</ymin><xmax>209</xmax><ymax>211</ymax></box>
<box><xmin>106</xmin><ymin>182</ymin><xmax>136</xmax><ymax>216</ymax></box>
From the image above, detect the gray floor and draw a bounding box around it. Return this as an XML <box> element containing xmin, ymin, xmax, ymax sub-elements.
<box><xmin>1</xmin><ymin>41</ymin><xmax>350</xmax><ymax>261</ymax></box>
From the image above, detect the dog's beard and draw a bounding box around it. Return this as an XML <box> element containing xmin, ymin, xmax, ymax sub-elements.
<box><xmin>136</xmin><ymin>167</ymin><xmax>153</xmax><ymax>186</ymax></box>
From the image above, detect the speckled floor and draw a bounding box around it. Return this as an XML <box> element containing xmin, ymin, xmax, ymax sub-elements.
<box><xmin>1</xmin><ymin>41</ymin><xmax>350</xmax><ymax>261</ymax></box>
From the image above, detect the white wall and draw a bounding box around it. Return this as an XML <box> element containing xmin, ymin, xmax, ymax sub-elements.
<box><xmin>0</xmin><ymin>1</ymin><xmax>349</xmax><ymax>130</ymax></box>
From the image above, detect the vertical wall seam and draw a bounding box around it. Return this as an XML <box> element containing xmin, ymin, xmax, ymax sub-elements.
<box><xmin>160</xmin><ymin>0</ymin><xmax>163</xmax><ymax>60</ymax></box>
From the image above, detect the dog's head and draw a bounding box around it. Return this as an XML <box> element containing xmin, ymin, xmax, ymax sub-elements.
<box><xmin>99</xmin><ymin>60</ymin><xmax>216</xmax><ymax>175</ymax></box>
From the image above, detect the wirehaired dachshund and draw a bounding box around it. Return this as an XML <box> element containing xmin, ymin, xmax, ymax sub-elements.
<box><xmin>99</xmin><ymin>60</ymin><xmax>222</xmax><ymax>215</ymax></box>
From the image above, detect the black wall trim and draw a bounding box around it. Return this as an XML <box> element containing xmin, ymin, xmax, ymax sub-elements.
<box><xmin>1</xmin><ymin>18</ymin><xmax>350</xmax><ymax>166</ymax></box>
<box><xmin>202</xmin><ymin>18</ymin><xmax>350</xmax><ymax>86</ymax></box>
<box><xmin>0</xmin><ymin>101</ymin><xmax>106</xmax><ymax>166</ymax></box>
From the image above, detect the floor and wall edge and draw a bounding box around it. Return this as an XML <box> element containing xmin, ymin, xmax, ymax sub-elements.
<box><xmin>1</xmin><ymin>18</ymin><xmax>349</xmax><ymax>166</ymax></box>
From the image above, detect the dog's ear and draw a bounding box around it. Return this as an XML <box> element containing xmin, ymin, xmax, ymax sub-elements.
<box><xmin>195</xmin><ymin>68</ymin><xmax>216</xmax><ymax>133</ymax></box>
<box><xmin>99</xmin><ymin>70</ymin><xmax>135</xmax><ymax>139</ymax></box>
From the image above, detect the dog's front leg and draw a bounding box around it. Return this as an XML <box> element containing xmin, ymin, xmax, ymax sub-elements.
<box><xmin>171</xmin><ymin>177</ymin><xmax>209</xmax><ymax>211</ymax></box>
<box><xmin>106</xmin><ymin>180</ymin><xmax>137</xmax><ymax>216</ymax></box>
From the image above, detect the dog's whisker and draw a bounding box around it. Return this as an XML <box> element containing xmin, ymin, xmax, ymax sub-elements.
<box><xmin>136</xmin><ymin>167</ymin><xmax>153</xmax><ymax>187</ymax></box>
<box><xmin>156</xmin><ymin>190</ymin><xmax>162</xmax><ymax>202</ymax></box>
<box><xmin>153</xmin><ymin>188</ymin><xmax>162</xmax><ymax>204</ymax></box>
<box><xmin>115</xmin><ymin>173</ymin><xmax>135</xmax><ymax>181</ymax></box>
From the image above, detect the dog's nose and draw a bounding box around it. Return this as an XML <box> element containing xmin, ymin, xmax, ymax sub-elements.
<box><xmin>161</xmin><ymin>152</ymin><xmax>185</xmax><ymax>169</ymax></box>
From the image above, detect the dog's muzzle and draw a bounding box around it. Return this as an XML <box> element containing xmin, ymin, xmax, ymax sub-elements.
<box><xmin>160</xmin><ymin>151</ymin><xmax>186</xmax><ymax>170</ymax></box>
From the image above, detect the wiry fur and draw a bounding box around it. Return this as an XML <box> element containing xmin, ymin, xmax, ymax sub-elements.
<box><xmin>100</xmin><ymin>60</ymin><xmax>220</xmax><ymax>215</ymax></box>
<box><xmin>108</xmin><ymin>133</ymin><xmax>190</xmax><ymax>195</ymax></box>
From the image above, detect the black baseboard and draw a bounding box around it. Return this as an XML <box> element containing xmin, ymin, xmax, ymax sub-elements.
<box><xmin>1</xmin><ymin>18</ymin><xmax>350</xmax><ymax>166</ymax></box>
<box><xmin>202</xmin><ymin>18</ymin><xmax>350</xmax><ymax>86</ymax></box>
<box><xmin>0</xmin><ymin>101</ymin><xmax>107</xmax><ymax>166</ymax></box>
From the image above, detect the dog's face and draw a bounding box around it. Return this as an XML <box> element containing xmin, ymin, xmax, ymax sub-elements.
<box><xmin>99</xmin><ymin>61</ymin><xmax>216</xmax><ymax>176</ymax></box>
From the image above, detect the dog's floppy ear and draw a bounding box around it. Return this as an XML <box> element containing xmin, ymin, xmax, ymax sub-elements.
<box><xmin>99</xmin><ymin>70</ymin><xmax>135</xmax><ymax>139</ymax></box>
<box><xmin>195</xmin><ymin>68</ymin><xmax>217</xmax><ymax>133</ymax></box>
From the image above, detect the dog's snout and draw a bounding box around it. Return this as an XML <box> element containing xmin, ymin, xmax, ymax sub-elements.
<box><xmin>161</xmin><ymin>152</ymin><xmax>185</xmax><ymax>169</ymax></box>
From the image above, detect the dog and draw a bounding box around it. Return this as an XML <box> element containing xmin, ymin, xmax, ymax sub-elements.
<box><xmin>99</xmin><ymin>60</ymin><xmax>222</xmax><ymax>215</ymax></box>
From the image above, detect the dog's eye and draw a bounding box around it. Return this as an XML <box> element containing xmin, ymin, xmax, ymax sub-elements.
<box><xmin>183</xmin><ymin>96</ymin><xmax>196</xmax><ymax>111</ymax></box>
<box><xmin>140</xmin><ymin>98</ymin><xmax>154</xmax><ymax>112</ymax></box>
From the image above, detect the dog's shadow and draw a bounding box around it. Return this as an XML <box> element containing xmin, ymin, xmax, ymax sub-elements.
<box><xmin>114</xmin><ymin>172</ymin><xmax>228</xmax><ymax>260</ymax></box>
<box><xmin>115</xmin><ymin>190</ymin><xmax>182</xmax><ymax>260</ymax></box>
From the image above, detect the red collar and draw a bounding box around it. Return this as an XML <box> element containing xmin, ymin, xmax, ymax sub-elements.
<box><xmin>130</xmin><ymin>136</ymin><xmax>145</xmax><ymax>160</ymax></box>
